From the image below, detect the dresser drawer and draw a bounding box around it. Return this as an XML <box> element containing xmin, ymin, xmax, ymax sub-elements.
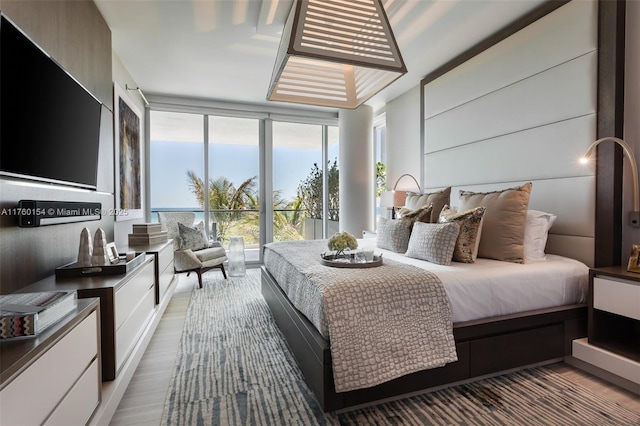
<box><xmin>45</xmin><ymin>359</ymin><xmax>100</xmax><ymax>425</ymax></box>
<box><xmin>593</xmin><ymin>276</ymin><xmax>640</xmax><ymax>320</ymax></box>
<box><xmin>115</xmin><ymin>260</ymin><xmax>155</xmax><ymax>330</ymax></box>
<box><xmin>0</xmin><ymin>311</ymin><xmax>98</xmax><ymax>425</ymax></box>
<box><xmin>158</xmin><ymin>259</ymin><xmax>175</xmax><ymax>304</ymax></box>
<box><xmin>158</xmin><ymin>243</ymin><xmax>174</xmax><ymax>272</ymax></box>
<box><xmin>116</xmin><ymin>285</ymin><xmax>155</xmax><ymax>370</ymax></box>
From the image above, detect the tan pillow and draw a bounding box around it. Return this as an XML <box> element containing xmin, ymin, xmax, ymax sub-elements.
<box><xmin>439</xmin><ymin>205</ymin><xmax>486</xmax><ymax>263</ymax></box>
<box><xmin>405</xmin><ymin>187</ymin><xmax>451</xmax><ymax>222</ymax></box>
<box><xmin>457</xmin><ymin>182</ymin><xmax>532</xmax><ymax>263</ymax></box>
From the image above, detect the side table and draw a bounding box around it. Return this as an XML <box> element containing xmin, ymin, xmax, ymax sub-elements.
<box><xmin>571</xmin><ymin>265</ymin><xmax>640</xmax><ymax>394</ymax></box>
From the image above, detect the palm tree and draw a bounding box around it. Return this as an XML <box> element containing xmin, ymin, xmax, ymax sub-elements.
<box><xmin>186</xmin><ymin>172</ymin><xmax>304</xmax><ymax>243</ymax></box>
<box><xmin>272</xmin><ymin>190</ymin><xmax>304</xmax><ymax>241</ymax></box>
<box><xmin>186</xmin><ymin>171</ymin><xmax>258</xmax><ymax>242</ymax></box>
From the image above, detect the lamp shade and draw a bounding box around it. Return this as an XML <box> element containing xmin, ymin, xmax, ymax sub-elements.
<box><xmin>393</xmin><ymin>190</ymin><xmax>406</xmax><ymax>207</ymax></box>
<box><xmin>379</xmin><ymin>190</ymin><xmax>395</xmax><ymax>208</ymax></box>
<box><xmin>267</xmin><ymin>0</ymin><xmax>407</xmax><ymax>109</ymax></box>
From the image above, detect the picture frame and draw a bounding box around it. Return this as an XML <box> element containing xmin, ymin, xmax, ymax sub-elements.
<box><xmin>627</xmin><ymin>244</ymin><xmax>640</xmax><ymax>273</ymax></box>
<box><xmin>114</xmin><ymin>83</ymin><xmax>143</xmax><ymax>221</ymax></box>
<box><xmin>106</xmin><ymin>242</ymin><xmax>120</xmax><ymax>265</ymax></box>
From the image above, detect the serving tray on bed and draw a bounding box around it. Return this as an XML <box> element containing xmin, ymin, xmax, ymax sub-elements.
<box><xmin>320</xmin><ymin>253</ymin><xmax>383</xmax><ymax>268</ymax></box>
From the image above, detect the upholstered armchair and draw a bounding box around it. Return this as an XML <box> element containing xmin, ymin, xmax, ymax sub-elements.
<box><xmin>158</xmin><ymin>212</ymin><xmax>227</xmax><ymax>288</ymax></box>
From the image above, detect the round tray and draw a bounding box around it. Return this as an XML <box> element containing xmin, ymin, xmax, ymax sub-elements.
<box><xmin>320</xmin><ymin>253</ymin><xmax>383</xmax><ymax>268</ymax></box>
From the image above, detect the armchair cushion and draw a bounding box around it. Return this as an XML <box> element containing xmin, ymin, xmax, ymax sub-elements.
<box><xmin>177</xmin><ymin>222</ymin><xmax>208</xmax><ymax>251</ymax></box>
<box><xmin>194</xmin><ymin>246</ymin><xmax>227</xmax><ymax>267</ymax></box>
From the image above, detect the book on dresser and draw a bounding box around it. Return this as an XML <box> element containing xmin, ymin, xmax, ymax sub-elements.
<box><xmin>129</xmin><ymin>223</ymin><xmax>168</xmax><ymax>245</ymax></box>
<box><xmin>132</xmin><ymin>223</ymin><xmax>162</xmax><ymax>234</ymax></box>
<box><xmin>0</xmin><ymin>291</ymin><xmax>77</xmax><ymax>340</ymax></box>
<box><xmin>128</xmin><ymin>231</ymin><xmax>168</xmax><ymax>245</ymax></box>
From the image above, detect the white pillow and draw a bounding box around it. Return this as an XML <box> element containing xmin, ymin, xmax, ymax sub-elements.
<box><xmin>524</xmin><ymin>210</ymin><xmax>557</xmax><ymax>260</ymax></box>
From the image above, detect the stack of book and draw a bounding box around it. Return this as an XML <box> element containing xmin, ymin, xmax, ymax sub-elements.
<box><xmin>128</xmin><ymin>223</ymin><xmax>168</xmax><ymax>246</ymax></box>
<box><xmin>0</xmin><ymin>291</ymin><xmax>77</xmax><ymax>340</ymax></box>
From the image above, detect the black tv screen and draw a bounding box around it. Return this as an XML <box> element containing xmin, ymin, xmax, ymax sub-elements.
<box><xmin>0</xmin><ymin>15</ymin><xmax>102</xmax><ymax>190</ymax></box>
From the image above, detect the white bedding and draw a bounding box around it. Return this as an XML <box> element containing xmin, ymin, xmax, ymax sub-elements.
<box><xmin>357</xmin><ymin>238</ymin><xmax>589</xmax><ymax>323</ymax></box>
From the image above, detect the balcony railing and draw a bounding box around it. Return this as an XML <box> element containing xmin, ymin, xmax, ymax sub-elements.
<box><xmin>151</xmin><ymin>208</ymin><xmax>340</xmax><ymax>263</ymax></box>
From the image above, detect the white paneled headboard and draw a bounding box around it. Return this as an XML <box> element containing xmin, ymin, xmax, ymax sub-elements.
<box><xmin>422</xmin><ymin>0</ymin><xmax>597</xmax><ymax>266</ymax></box>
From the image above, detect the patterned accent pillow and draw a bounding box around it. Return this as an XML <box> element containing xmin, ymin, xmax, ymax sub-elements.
<box><xmin>405</xmin><ymin>187</ymin><xmax>451</xmax><ymax>222</ymax></box>
<box><xmin>396</xmin><ymin>204</ymin><xmax>433</xmax><ymax>224</ymax></box>
<box><xmin>177</xmin><ymin>222</ymin><xmax>208</xmax><ymax>251</ymax></box>
<box><xmin>458</xmin><ymin>182</ymin><xmax>532</xmax><ymax>263</ymax></box>
<box><xmin>439</xmin><ymin>205</ymin><xmax>486</xmax><ymax>263</ymax></box>
<box><xmin>405</xmin><ymin>222</ymin><xmax>460</xmax><ymax>265</ymax></box>
<box><xmin>376</xmin><ymin>217</ymin><xmax>413</xmax><ymax>253</ymax></box>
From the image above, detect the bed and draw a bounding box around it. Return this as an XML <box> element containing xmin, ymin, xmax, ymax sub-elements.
<box><xmin>262</xmin><ymin>182</ymin><xmax>590</xmax><ymax>412</ymax></box>
<box><xmin>259</xmin><ymin>1</ymin><xmax>604</xmax><ymax>411</ymax></box>
<box><xmin>261</xmin><ymin>236</ymin><xmax>589</xmax><ymax>412</ymax></box>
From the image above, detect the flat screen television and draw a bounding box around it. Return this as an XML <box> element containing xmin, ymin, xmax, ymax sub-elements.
<box><xmin>0</xmin><ymin>14</ymin><xmax>103</xmax><ymax>190</ymax></box>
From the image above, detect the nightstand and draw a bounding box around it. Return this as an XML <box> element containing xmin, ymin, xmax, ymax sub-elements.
<box><xmin>588</xmin><ymin>266</ymin><xmax>640</xmax><ymax>362</ymax></box>
<box><xmin>570</xmin><ymin>266</ymin><xmax>640</xmax><ymax>394</ymax></box>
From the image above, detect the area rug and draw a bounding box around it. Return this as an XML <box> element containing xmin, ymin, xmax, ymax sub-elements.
<box><xmin>161</xmin><ymin>269</ymin><xmax>640</xmax><ymax>426</ymax></box>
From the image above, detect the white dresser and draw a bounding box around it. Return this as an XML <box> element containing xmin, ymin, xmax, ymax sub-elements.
<box><xmin>0</xmin><ymin>298</ymin><xmax>101</xmax><ymax>425</ymax></box>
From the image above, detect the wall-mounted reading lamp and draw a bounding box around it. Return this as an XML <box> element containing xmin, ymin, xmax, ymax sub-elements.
<box><xmin>379</xmin><ymin>174</ymin><xmax>421</xmax><ymax>217</ymax></box>
<box><xmin>580</xmin><ymin>137</ymin><xmax>639</xmax><ymax>227</ymax></box>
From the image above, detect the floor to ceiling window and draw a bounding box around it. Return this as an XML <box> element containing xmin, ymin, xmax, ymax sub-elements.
<box><xmin>149</xmin><ymin>106</ymin><xmax>338</xmax><ymax>263</ymax></box>
<box><xmin>271</xmin><ymin>122</ymin><xmax>340</xmax><ymax>241</ymax></box>
<box><xmin>207</xmin><ymin>116</ymin><xmax>260</xmax><ymax>261</ymax></box>
<box><xmin>374</xmin><ymin>115</ymin><xmax>387</xmax><ymax>225</ymax></box>
<box><xmin>149</xmin><ymin>110</ymin><xmax>204</xmax><ymax>220</ymax></box>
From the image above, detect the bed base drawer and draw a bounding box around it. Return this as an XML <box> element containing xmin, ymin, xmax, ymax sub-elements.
<box><xmin>469</xmin><ymin>323</ymin><xmax>564</xmax><ymax>376</ymax></box>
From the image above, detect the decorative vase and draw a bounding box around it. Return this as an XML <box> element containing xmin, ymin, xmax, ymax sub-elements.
<box><xmin>334</xmin><ymin>249</ymin><xmax>346</xmax><ymax>258</ymax></box>
<box><xmin>228</xmin><ymin>236</ymin><xmax>246</xmax><ymax>277</ymax></box>
<box><xmin>92</xmin><ymin>228</ymin><xmax>109</xmax><ymax>266</ymax></box>
<box><xmin>77</xmin><ymin>227</ymin><xmax>93</xmax><ymax>267</ymax></box>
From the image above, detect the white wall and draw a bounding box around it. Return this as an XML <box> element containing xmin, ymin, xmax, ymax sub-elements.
<box><xmin>385</xmin><ymin>85</ymin><xmax>421</xmax><ymax>192</ymax></box>
<box><xmin>385</xmin><ymin>1</ymin><xmax>639</xmax><ymax>264</ymax></box>
<box><xmin>623</xmin><ymin>0</ymin><xmax>640</xmax><ymax>254</ymax></box>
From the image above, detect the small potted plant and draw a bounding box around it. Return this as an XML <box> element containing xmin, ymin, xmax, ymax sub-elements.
<box><xmin>327</xmin><ymin>231</ymin><xmax>358</xmax><ymax>258</ymax></box>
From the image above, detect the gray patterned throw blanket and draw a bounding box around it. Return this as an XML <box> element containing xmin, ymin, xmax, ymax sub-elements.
<box><xmin>263</xmin><ymin>240</ymin><xmax>458</xmax><ymax>393</ymax></box>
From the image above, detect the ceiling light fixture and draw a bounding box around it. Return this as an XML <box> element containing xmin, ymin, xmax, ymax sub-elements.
<box><xmin>267</xmin><ymin>0</ymin><xmax>407</xmax><ymax>109</ymax></box>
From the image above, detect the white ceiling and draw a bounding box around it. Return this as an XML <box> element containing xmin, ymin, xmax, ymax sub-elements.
<box><xmin>94</xmin><ymin>0</ymin><xmax>547</xmax><ymax>113</ymax></box>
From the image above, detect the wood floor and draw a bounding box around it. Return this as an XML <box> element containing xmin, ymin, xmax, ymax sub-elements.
<box><xmin>110</xmin><ymin>272</ymin><xmax>640</xmax><ymax>425</ymax></box>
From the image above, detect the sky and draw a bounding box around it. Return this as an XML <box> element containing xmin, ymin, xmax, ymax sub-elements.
<box><xmin>150</xmin><ymin>140</ymin><xmax>339</xmax><ymax>209</ymax></box>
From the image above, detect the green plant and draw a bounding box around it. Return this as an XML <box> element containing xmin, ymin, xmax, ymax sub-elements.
<box><xmin>297</xmin><ymin>159</ymin><xmax>339</xmax><ymax>221</ymax></box>
<box><xmin>376</xmin><ymin>161</ymin><xmax>387</xmax><ymax>198</ymax></box>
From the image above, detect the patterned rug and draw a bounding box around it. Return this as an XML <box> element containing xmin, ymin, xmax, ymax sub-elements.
<box><xmin>161</xmin><ymin>269</ymin><xmax>640</xmax><ymax>425</ymax></box>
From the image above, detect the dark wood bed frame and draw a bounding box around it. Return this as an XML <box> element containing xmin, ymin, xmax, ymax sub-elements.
<box><xmin>261</xmin><ymin>266</ymin><xmax>587</xmax><ymax>412</ymax></box>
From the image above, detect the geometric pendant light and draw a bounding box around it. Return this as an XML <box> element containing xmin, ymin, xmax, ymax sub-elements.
<box><xmin>267</xmin><ymin>0</ymin><xmax>407</xmax><ymax>109</ymax></box>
